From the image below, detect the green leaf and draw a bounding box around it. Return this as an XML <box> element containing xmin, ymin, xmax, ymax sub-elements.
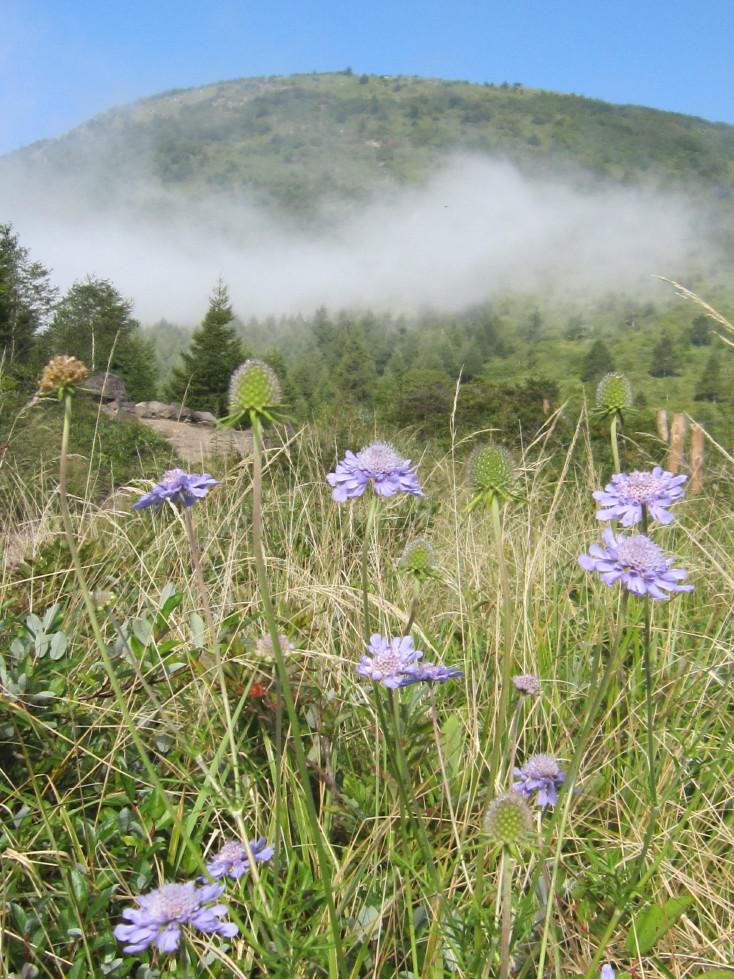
<box><xmin>49</xmin><ymin>632</ymin><xmax>68</xmax><ymax>660</ymax></box>
<box><xmin>441</xmin><ymin>712</ymin><xmax>463</xmax><ymax>777</ymax></box>
<box><xmin>625</xmin><ymin>894</ymin><xmax>693</xmax><ymax>954</ymax></box>
<box><xmin>69</xmin><ymin>867</ymin><xmax>89</xmax><ymax>911</ymax></box>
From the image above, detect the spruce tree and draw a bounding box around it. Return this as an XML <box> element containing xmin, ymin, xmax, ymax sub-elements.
<box><xmin>0</xmin><ymin>223</ymin><xmax>57</xmax><ymax>366</ymax></box>
<box><xmin>165</xmin><ymin>281</ymin><xmax>248</xmax><ymax>415</ymax></box>
<box><xmin>580</xmin><ymin>338</ymin><xmax>613</xmax><ymax>382</ymax></box>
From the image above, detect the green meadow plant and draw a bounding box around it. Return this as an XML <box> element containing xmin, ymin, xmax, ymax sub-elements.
<box><xmin>2</xmin><ymin>348</ymin><xmax>733</xmax><ymax>978</ymax></box>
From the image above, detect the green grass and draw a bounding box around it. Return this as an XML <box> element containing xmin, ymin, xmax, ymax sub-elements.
<box><xmin>1</xmin><ymin>386</ymin><xmax>733</xmax><ymax>978</ymax></box>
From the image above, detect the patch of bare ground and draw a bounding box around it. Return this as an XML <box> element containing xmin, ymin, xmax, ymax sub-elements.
<box><xmin>133</xmin><ymin>416</ymin><xmax>253</xmax><ymax>466</ymax></box>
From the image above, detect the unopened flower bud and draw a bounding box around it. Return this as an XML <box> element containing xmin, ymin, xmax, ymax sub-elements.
<box><xmin>484</xmin><ymin>791</ymin><xmax>534</xmax><ymax>845</ymax></box>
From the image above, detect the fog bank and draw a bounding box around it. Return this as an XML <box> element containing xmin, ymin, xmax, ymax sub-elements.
<box><xmin>0</xmin><ymin>154</ymin><xmax>708</xmax><ymax>322</ymax></box>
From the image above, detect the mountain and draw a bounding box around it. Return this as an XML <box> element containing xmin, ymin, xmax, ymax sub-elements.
<box><xmin>4</xmin><ymin>71</ymin><xmax>734</xmax><ymax>224</ymax></box>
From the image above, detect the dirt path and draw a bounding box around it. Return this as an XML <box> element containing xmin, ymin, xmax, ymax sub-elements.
<box><xmin>135</xmin><ymin>417</ymin><xmax>253</xmax><ymax>465</ymax></box>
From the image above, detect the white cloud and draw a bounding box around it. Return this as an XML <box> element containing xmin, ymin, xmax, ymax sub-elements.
<box><xmin>0</xmin><ymin>152</ymin><xmax>707</xmax><ymax>323</ymax></box>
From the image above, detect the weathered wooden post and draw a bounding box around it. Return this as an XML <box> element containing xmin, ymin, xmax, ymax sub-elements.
<box><xmin>690</xmin><ymin>423</ymin><xmax>704</xmax><ymax>494</ymax></box>
<box><xmin>668</xmin><ymin>413</ymin><xmax>686</xmax><ymax>474</ymax></box>
<box><xmin>656</xmin><ymin>409</ymin><xmax>669</xmax><ymax>443</ymax></box>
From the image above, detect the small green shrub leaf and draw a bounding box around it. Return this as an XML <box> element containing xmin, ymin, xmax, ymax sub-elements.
<box><xmin>625</xmin><ymin>894</ymin><xmax>692</xmax><ymax>954</ymax></box>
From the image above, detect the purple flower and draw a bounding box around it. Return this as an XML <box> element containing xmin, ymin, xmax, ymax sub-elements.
<box><xmin>204</xmin><ymin>838</ymin><xmax>274</xmax><ymax>880</ymax></box>
<box><xmin>512</xmin><ymin>673</ymin><xmax>541</xmax><ymax>696</ymax></box>
<box><xmin>601</xmin><ymin>966</ymin><xmax>616</xmax><ymax>979</ymax></box>
<box><xmin>397</xmin><ymin>661</ymin><xmax>464</xmax><ymax>686</ymax></box>
<box><xmin>327</xmin><ymin>442</ymin><xmax>424</xmax><ymax>502</ymax></box>
<box><xmin>578</xmin><ymin>529</ymin><xmax>694</xmax><ymax>601</ymax></box>
<box><xmin>593</xmin><ymin>467</ymin><xmax>686</xmax><ymax>526</ymax></box>
<box><xmin>356</xmin><ymin>634</ymin><xmax>423</xmax><ymax>688</ymax></box>
<box><xmin>514</xmin><ymin>753</ymin><xmax>566</xmax><ymax>807</ymax></box>
<box><xmin>133</xmin><ymin>469</ymin><xmax>221</xmax><ymax>512</ymax></box>
<box><xmin>113</xmin><ymin>880</ymin><xmax>238</xmax><ymax>954</ymax></box>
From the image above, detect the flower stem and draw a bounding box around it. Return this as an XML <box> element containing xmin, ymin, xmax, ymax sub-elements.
<box><xmin>250</xmin><ymin>417</ymin><xmax>348</xmax><ymax>979</ymax></box>
<box><xmin>488</xmin><ymin>494</ymin><xmax>514</xmax><ymax>790</ymax></box>
<box><xmin>361</xmin><ymin>494</ymin><xmax>379</xmax><ymax>642</ymax></box>
<box><xmin>610</xmin><ymin>412</ymin><xmax>621</xmax><ymax>474</ymax></box>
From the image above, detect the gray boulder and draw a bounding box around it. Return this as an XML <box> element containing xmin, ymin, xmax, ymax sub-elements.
<box><xmin>85</xmin><ymin>373</ymin><xmax>128</xmax><ymax>402</ymax></box>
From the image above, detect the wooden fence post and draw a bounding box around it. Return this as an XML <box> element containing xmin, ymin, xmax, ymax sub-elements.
<box><xmin>690</xmin><ymin>423</ymin><xmax>704</xmax><ymax>494</ymax></box>
<box><xmin>668</xmin><ymin>414</ymin><xmax>686</xmax><ymax>474</ymax></box>
<box><xmin>656</xmin><ymin>410</ymin><xmax>669</xmax><ymax>443</ymax></box>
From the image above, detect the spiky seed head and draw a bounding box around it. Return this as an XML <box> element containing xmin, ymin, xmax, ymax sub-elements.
<box><xmin>470</xmin><ymin>444</ymin><xmax>516</xmax><ymax>495</ymax></box>
<box><xmin>228</xmin><ymin>359</ymin><xmax>282</xmax><ymax>413</ymax></box>
<box><xmin>596</xmin><ymin>372</ymin><xmax>632</xmax><ymax>412</ymax></box>
<box><xmin>483</xmin><ymin>791</ymin><xmax>534</xmax><ymax>845</ymax></box>
<box><xmin>399</xmin><ymin>538</ymin><xmax>436</xmax><ymax>575</ymax></box>
<box><xmin>39</xmin><ymin>355</ymin><xmax>88</xmax><ymax>395</ymax></box>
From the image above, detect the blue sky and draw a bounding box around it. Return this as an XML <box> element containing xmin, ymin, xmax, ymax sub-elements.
<box><xmin>2</xmin><ymin>0</ymin><xmax>734</xmax><ymax>155</ymax></box>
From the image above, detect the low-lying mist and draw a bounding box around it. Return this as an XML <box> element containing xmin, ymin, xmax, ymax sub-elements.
<box><xmin>0</xmin><ymin>153</ymin><xmax>711</xmax><ymax>323</ymax></box>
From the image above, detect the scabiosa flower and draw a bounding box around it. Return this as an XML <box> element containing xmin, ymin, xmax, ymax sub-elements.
<box><xmin>220</xmin><ymin>358</ymin><xmax>286</xmax><ymax>428</ymax></box>
<box><xmin>327</xmin><ymin>442</ymin><xmax>424</xmax><ymax>502</ymax></box>
<box><xmin>113</xmin><ymin>880</ymin><xmax>238</xmax><ymax>954</ymax></box>
<box><xmin>600</xmin><ymin>966</ymin><xmax>616</xmax><ymax>979</ymax></box>
<box><xmin>397</xmin><ymin>661</ymin><xmax>464</xmax><ymax>686</ymax></box>
<box><xmin>578</xmin><ymin>529</ymin><xmax>694</xmax><ymax>600</ymax></box>
<box><xmin>133</xmin><ymin>469</ymin><xmax>221</xmax><ymax>512</ymax></box>
<box><xmin>514</xmin><ymin>753</ymin><xmax>566</xmax><ymax>807</ymax></box>
<box><xmin>355</xmin><ymin>633</ymin><xmax>423</xmax><ymax>688</ymax></box>
<box><xmin>512</xmin><ymin>673</ymin><xmax>541</xmax><ymax>696</ymax></box>
<box><xmin>204</xmin><ymin>838</ymin><xmax>274</xmax><ymax>881</ymax></box>
<box><xmin>38</xmin><ymin>355</ymin><xmax>89</xmax><ymax>398</ymax></box>
<box><xmin>254</xmin><ymin>633</ymin><xmax>296</xmax><ymax>662</ymax></box>
<box><xmin>483</xmin><ymin>791</ymin><xmax>534</xmax><ymax>845</ymax></box>
<box><xmin>595</xmin><ymin>371</ymin><xmax>633</xmax><ymax>419</ymax></box>
<box><xmin>593</xmin><ymin>467</ymin><xmax>687</xmax><ymax>526</ymax></box>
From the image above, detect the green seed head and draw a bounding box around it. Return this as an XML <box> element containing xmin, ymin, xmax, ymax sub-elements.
<box><xmin>229</xmin><ymin>359</ymin><xmax>282</xmax><ymax>413</ymax></box>
<box><xmin>596</xmin><ymin>372</ymin><xmax>632</xmax><ymax>413</ymax></box>
<box><xmin>399</xmin><ymin>538</ymin><xmax>436</xmax><ymax>575</ymax></box>
<box><xmin>483</xmin><ymin>791</ymin><xmax>534</xmax><ymax>845</ymax></box>
<box><xmin>470</xmin><ymin>444</ymin><xmax>516</xmax><ymax>496</ymax></box>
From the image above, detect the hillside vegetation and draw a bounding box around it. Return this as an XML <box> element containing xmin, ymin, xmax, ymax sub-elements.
<box><xmin>6</xmin><ymin>71</ymin><xmax>734</xmax><ymax>225</ymax></box>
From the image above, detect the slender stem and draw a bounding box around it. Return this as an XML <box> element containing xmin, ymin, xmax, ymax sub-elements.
<box><xmin>610</xmin><ymin>413</ymin><xmax>621</xmax><ymax>474</ymax></box>
<box><xmin>402</xmin><ymin>576</ymin><xmax>422</xmax><ymax>637</ymax></box>
<box><xmin>488</xmin><ymin>494</ymin><xmax>514</xmax><ymax>791</ymax></box>
<box><xmin>500</xmin><ymin>847</ymin><xmax>513</xmax><ymax>979</ymax></box>
<box><xmin>250</xmin><ymin>417</ymin><xmax>348</xmax><ymax>979</ymax></box>
<box><xmin>361</xmin><ymin>494</ymin><xmax>379</xmax><ymax>642</ymax></box>
<box><xmin>533</xmin><ymin>591</ymin><xmax>629</xmax><ymax>977</ymax></box>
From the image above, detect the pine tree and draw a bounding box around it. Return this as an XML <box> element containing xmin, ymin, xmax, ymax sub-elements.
<box><xmin>0</xmin><ymin>224</ymin><xmax>57</xmax><ymax>366</ymax></box>
<box><xmin>165</xmin><ymin>281</ymin><xmax>248</xmax><ymax>415</ymax></box>
<box><xmin>693</xmin><ymin>351</ymin><xmax>724</xmax><ymax>402</ymax></box>
<box><xmin>648</xmin><ymin>331</ymin><xmax>681</xmax><ymax>378</ymax></box>
<box><xmin>580</xmin><ymin>339</ymin><xmax>614</xmax><ymax>382</ymax></box>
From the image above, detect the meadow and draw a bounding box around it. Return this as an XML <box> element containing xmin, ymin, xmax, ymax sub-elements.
<box><xmin>0</xmin><ymin>350</ymin><xmax>733</xmax><ymax>979</ymax></box>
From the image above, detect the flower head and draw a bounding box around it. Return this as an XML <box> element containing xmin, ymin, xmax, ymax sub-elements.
<box><xmin>327</xmin><ymin>442</ymin><xmax>424</xmax><ymax>502</ymax></box>
<box><xmin>578</xmin><ymin>528</ymin><xmax>694</xmax><ymax>600</ymax></box>
<box><xmin>221</xmin><ymin>358</ymin><xmax>286</xmax><ymax>428</ymax></box>
<box><xmin>399</xmin><ymin>538</ymin><xmax>439</xmax><ymax>581</ymax></box>
<box><xmin>204</xmin><ymin>838</ymin><xmax>274</xmax><ymax>881</ymax></box>
<box><xmin>114</xmin><ymin>880</ymin><xmax>238</xmax><ymax>954</ymax></box>
<box><xmin>38</xmin><ymin>355</ymin><xmax>89</xmax><ymax>398</ymax></box>
<box><xmin>514</xmin><ymin>753</ymin><xmax>566</xmax><ymax>807</ymax></box>
<box><xmin>254</xmin><ymin>634</ymin><xmax>295</xmax><ymax>662</ymax></box>
<box><xmin>483</xmin><ymin>791</ymin><xmax>534</xmax><ymax>845</ymax></box>
<box><xmin>133</xmin><ymin>469</ymin><xmax>221</xmax><ymax>512</ymax></box>
<box><xmin>600</xmin><ymin>966</ymin><xmax>616</xmax><ymax>979</ymax></box>
<box><xmin>465</xmin><ymin>443</ymin><xmax>522</xmax><ymax>513</ymax></box>
<box><xmin>397</xmin><ymin>661</ymin><xmax>464</xmax><ymax>686</ymax></box>
<box><xmin>594</xmin><ymin>467</ymin><xmax>686</xmax><ymax>526</ymax></box>
<box><xmin>595</xmin><ymin>372</ymin><xmax>633</xmax><ymax>419</ymax></box>
<box><xmin>356</xmin><ymin>634</ymin><xmax>423</xmax><ymax>688</ymax></box>
<box><xmin>512</xmin><ymin>673</ymin><xmax>541</xmax><ymax>696</ymax></box>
